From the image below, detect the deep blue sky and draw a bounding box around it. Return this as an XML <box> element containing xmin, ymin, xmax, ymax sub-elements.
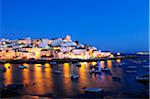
<box><xmin>1</xmin><ymin>0</ymin><xmax>149</xmax><ymax>53</ymax></box>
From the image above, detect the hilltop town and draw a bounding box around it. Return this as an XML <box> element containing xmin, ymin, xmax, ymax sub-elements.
<box><xmin>0</xmin><ymin>35</ymin><xmax>113</xmax><ymax>60</ymax></box>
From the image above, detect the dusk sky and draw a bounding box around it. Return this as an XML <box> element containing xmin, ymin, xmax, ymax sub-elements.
<box><xmin>1</xmin><ymin>0</ymin><xmax>149</xmax><ymax>53</ymax></box>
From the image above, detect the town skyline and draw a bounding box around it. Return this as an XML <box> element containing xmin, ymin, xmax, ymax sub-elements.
<box><xmin>0</xmin><ymin>35</ymin><xmax>116</xmax><ymax>61</ymax></box>
<box><xmin>0</xmin><ymin>34</ymin><xmax>148</xmax><ymax>53</ymax></box>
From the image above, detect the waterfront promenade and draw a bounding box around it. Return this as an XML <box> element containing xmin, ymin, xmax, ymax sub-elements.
<box><xmin>0</xmin><ymin>56</ymin><xmax>139</xmax><ymax>64</ymax></box>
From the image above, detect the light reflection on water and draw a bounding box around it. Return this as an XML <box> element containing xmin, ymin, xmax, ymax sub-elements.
<box><xmin>116</xmin><ymin>59</ymin><xmax>121</xmax><ymax>63</ymax></box>
<box><xmin>78</xmin><ymin>63</ymin><xmax>87</xmax><ymax>89</ymax></box>
<box><xmin>33</xmin><ymin>64</ymin><xmax>45</xmax><ymax>94</ymax></box>
<box><xmin>107</xmin><ymin>60</ymin><xmax>112</xmax><ymax>68</ymax></box>
<box><xmin>22</xmin><ymin>63</ymin><xmax>30</xmax><ymax>84</ymax></box>
<box><xmin>1</xmin><ymin>58</ymin><xmax>149</xmax><ymax>98</ymax></box>
<box><xmin>63</xmin><ymin>63</ymin><xmax>73</xmax><ymax>96</ymax></box>
<box><xmin>3</xmin><ymin>63</ymin><xmax>12</xmax><ymax>85</ymax></box>
<box><xmin>43</xmin><ymin>63</ymin><xmax>53</xmax><ymax>93</ymax></box>
<box><xmin>63</xmin><ymin>63</ymin><xmax>70</xmax><ymax>78</ymax></box>
<box><xmin>100</xmin><ymin>61</ymin><xmax>105</xmax><ymax>68</ymax></box>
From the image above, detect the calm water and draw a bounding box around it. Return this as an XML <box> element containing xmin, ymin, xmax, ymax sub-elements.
<box><xmin>0</xmin><ymin>57</ymin><xmax>149</xmax><ymax>98</ymax></box>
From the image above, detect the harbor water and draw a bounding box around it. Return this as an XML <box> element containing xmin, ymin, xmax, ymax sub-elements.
<box><xmin>0</xmin><ymin>56</ymin><xmax>149</xmax><ymax>98</ymax></box>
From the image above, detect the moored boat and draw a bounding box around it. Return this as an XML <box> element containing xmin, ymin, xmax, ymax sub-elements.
<box><xmin>89</xmin><ymin>65</ymin><xmax>98</xmax><ymax>69</ymax></box>
<box><xmin>38</xmin><ymin>65</ymin><xmax>48</xmax><ymax>68</ymax></box>
<box><xmin>136</xmin><ymin>76</ymin><xmax>149</xmax><ymax>81</ymax></box>
<box><xmin>135</xmin><ymin>76</ymin><xmax>149</xmax><ymax>84</ymax></box>
<box><xmin>53</xmin><ymin>70</ymin><xmax>62</xmax><ymax>74</ymax></box>
<box><xmin>101</xmin><ymin>68</ymin><xmax>110</xmax><ymax>72</ymax></box>
<box><xmin>71</xmin><ymin>74</ymin><xmax>79</xmax><ymax>79</ymax></box>
<box><xmin>83</xmin><ymin>88</ymin><xmax>103</xmax><ymax>93</ymax></box>
<box><xmin>128</xmin><ymin>66</ymin><xmax>137</xmax><ymax>69</ymax></box>
<box><xmin>76</xmin><ymin>63</ymin><xmax>81</xmax><ymax>67</ymax></box>
<box><xmin>50</xmin><ymin>62</ymin><xmax>57</xmax><ymax>65</ymax></box>
<box><xmin>126</xmin><ymin>70</ymin><xmax>137</xmax><ymax>73</ymax></box>
<box><xmin>6</xmin><ymin>83</ymin><xmax>24</xmax><ymax>89</ymax></box>
<box><xmin>18</xmin><ymin>66</ymin><xmax>28</xmax><ymax>69</ymax></box>
<box><xmin>115</xmin><ymin>62</ymin><xmax>125</xmax><ymax>66</ymax></box>
<box><xmin>142</xmin><ymin>65</ymin><xmax>149</xmax><ymax>68</ymax></box>
<box><xmin>90</xmin><ymin>70</ymin><xmax>101</xmax><ymax>74</ymax></box>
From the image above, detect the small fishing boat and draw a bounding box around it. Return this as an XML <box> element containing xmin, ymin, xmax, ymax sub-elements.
<box><xmin>7</xmin><ymin>83</ymin><xmax>24</xmax><ymax>89</ymax></box>
<box><xmin>120</xmin><ymin>62</ymin><xmax>125</xmax><ymax>65</ymax></box>
<box><xmin>71</xmin><ymin>74</ymin><xmax>79</xmax><ymax>79</ymax></box>
<box><xmin>142</xmin><ymin>65</ymin><xmax>149</xmax><ymax>68</ymax></box>
<box><xmin>53</xmin><ymin>70</ymin><xmax>62</xmax><ymax>74</ymax></box>
<box><xmin>89</xmin><ymin>65</ymin><xmax>98</xmax><ymax>69</ymax></box>
<box><xmin>115</xmin><ymin>62</ymin><xmax>125</xmax><ymax>66</ymax></box>
<box><xmin>90</xmin><ymin>70</ymin><xmax>101</xmax><ymax>74</ymax></box>
<box><xmin>76</xmin><ymin>63</ymin><xmax>81</xmax><ymax>67</ymax></box>
<box><xmin>7</xmin><ymin>84</ymin><xmax>17</xmax><ymax>89</ymax></box>
<box><xmin>128</xmin><ymin>66</ymin><xmax>137</xmax><ymax>69</ymax></box>
<box><xmin>50</xmin><ymin>62</ymin><xmax>57</xmax><ymax>65</ymax></box>
<box><xmin>18</xmin><ymin>66</ymin><xmax>28</xmax><ymax>69</ymax></box>
<box><xmin>38</xmin><ymin>65</ymin><xmax>48</xmax><ymax>68</ymax></box>
<box><xmin>136</xmin><ymin>76</ymin><xmax>149</xmax><ymax>81</ymax></box>
<box><xmin>83</xmin><ymin>88</ymin><xmax>103</xmax><ymax>93</ymax></box>
<box><xmin>126</xmin><ymin>70</ymin><xmax>137</xmax><ymax>73</ymax></box>
<box><xmin>101</xmin><ymin>68</ymin><xmax>110</xmax><ymax>72</ymax></box>
<box><xmin>135</xmin><ymin>76</ymin><xmax>149</xmax><ymax>84</ymax></box>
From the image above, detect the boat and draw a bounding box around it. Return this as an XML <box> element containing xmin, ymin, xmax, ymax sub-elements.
<box><xmin>50</xmin><ymin>62</ymin><xmax>57</xmax><ymax>65</ymax></box>
<box><xmin>0</xmin><ymin>67</ymin><xmax>6</xmax><ymax>72</ymax></box>
<box><xmin>7</xmin><ymin>83</ymin><xmax>24</xmax><ymax>89</ymax></box>
<box><xmin>18</xmin><ymin>66</ymin><xmax>28</xmax><ymax>69</ymax></box>
<box><xmin>7</xmin><ymin>84</ymin><xmax>17</xmax><ymax>89</ymax></box>
<box><xmin>90</xmin><ymin>70</ymin><xmax>101</xmax><ymax>74</ymax></box>
<box><xmin>128</xmin><ymin>66</ymin><xmax>137</xmax><ymax>69</ymax></box>
<box><xmin>135</xmin><ymin>76</ymin><xmax>149</xmax><ymax>84</ymax></box>
<box><xmin>38</xmin><ymin>65</ymin><xmax>48</xmax><ymax>68</ymax></box>
<box><xmin>120</xmin><ymin>62</ymin><xmax>125</xmax><ymax>65</ymax></box>
<box><xmin>53</xmin><ymin>70</ymin><xmax>62</xmax><ymax>74</ymax></box>
<box><xmin>115</xmin><ymin>62</ymin><xmax>125</xmax><ymax>66</ymax></box>
<box><xmin>142</xmin><ymin>65</ymin><xmax>149</xmax><ymax>68</ymax></box>
<box><xmin>89</xmin><ymin>65</ymin><xmax>98</xmax><ymax>69</ymax></box>
<box><xmin>126</xmin><ymin>70</ymin><xmax>137</xmax><ymax>73</ymax></box>
<box><xmin>101</xmin><ymin>68</ymin><xmax>110</xmax><ymax>72</ymax></box>
<box><xmin>76</xmin><ymin>63</ymin><xmax>81</xmax><ymax>67</ymax></box>
<box><xmin>71</xmin><ymin>74</ymin><xmax>79</xmax><ymax>79</ymax></box>
<box><xmin>136</xmin><ymin>76</ymin><xmax>149</xmax><ymax>81</ymax></box>
<box><xmin>83</xmin><ymin>88</ymin><xmax>103</xmax><ymax>93</ymax></box>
